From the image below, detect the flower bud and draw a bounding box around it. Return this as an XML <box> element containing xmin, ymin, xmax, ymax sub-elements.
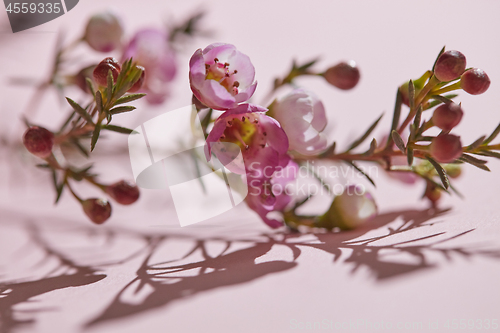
<box><xmin>73</xmin><ymin>65</ymin><xmax>96</xmax><ymax>93</ymax></box>
<box><xmin>460</xmin><ymin>68</ymin><xmax>490</xmax><ymax>95</ymax></box>
<box><xmin>272</xmin><ymin>89</ymin><xmax>327</xmax><ymax>155</ymax></box>
<box><xmin>23</xmin><ymin>126</ymin><xmax>54</xmax><ymax>158</ymax></box>
<box><xmin>93</xmin><ymin>57</ymin><xmax>121</xmax><ymax>87</ymax></box>
<box><xmin>430</xmin><ymin>134</ymin><xmax>463</xmax><ymax>163</ymax></box>
<box><xmin>434</xmin><ymin>50</ymin><xmax>466</xmax><ymax>82</ymax></box>
<box><xmin>424</xmin><ymin>184</ymin><xmax>442</xmax><ymax>206</ymax></box>
<box><xmin>127</xmin><ymin>66</ymin><xmax>145</xmax><ymax>93</ymax></box>
<box><xmin>82</xmin><ymin>198</ymin><xmax>112</xmax><ymax>224</ymax></box>
<box><xmin>105</xmin><ymin>180</ymin><xmax>140</xmax><ymax>205</ymax></box>
<box><xmin>444</xmin><ymin>164</ymin><xmax>462</xmax><ymax>178</ymax></box>
<box><xmin>323</xmin><ymin>61</ymin><xmax>360</xmax><ymax>90</ymax></box>
<box><xmin>319</xmin><ymin>185</ymin><xmax>377</xmax><ymax>230</ymax></box>
<box><xmin>84</xmin><ymin>11</ymin><xmax>124</xmax><ymax>52</ymax></box>
<box><xmin>432</xmin><ymin>102</ymin><xmax>463</xmax><ymax>131</ymax></box>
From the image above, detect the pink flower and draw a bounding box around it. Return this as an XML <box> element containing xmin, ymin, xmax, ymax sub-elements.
<box><xmin>246</xmin><ymin>160</ymin><xmax>298</xmax><ymax>228</ymax></box>
<box><xmin>205</xmin><ymin>104</ymin><xmax>289</xmax><ymax>174</ymax></box>
<box><xmin>84</xmin><ymin>11</ymin><xmax>124</xmax><ymax>53</ymax></box>
<box><xmin>272</xmin><ymin>89</ymin><xmax>327</xmax><ymax>155</ymax></box>
<box><xmin>122</xmin><ymin>29</ymin><xmax>177</xmax><ymax>105</ymax></box>
<box><xmin>189</xmin><ymin>43</ymin><xmax>257</xmax><ymax>110</ymax></box>
<box><xmin>205</xmin><ymin>103</ymin><xmax>292</xmax><ymax>228</ymax></box>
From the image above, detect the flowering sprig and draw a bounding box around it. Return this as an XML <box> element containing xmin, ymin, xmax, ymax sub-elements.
<box><xmin>23</xmin><ymin>56</ymin><xmax>145</xmax><ymax>223</ymax></box>
<box><xmin>18</xmin><ymin>10</ymin><xmax>208</xmax><ymax>224</ymax></box>
<box><xmin>190</xmin><ymin>43</ymin><xmax>500</xmax><ymax>231</ymax></box>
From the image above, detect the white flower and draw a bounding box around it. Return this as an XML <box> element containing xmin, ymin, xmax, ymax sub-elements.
<box><xmin>272</xmin><ymin>89</ymin><xmax>327</xmax><ymax>155</ymax></box>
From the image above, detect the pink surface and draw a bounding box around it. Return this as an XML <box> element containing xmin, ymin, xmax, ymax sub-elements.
<box><xmin>1</xmin><ymin>1</ymin><xmax>500</xmax><ymax>332</ymax></box>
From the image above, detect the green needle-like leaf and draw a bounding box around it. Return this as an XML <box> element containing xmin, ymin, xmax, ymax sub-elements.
<box><xmin>343</xmin><ymin>160</ymin><xmax>376</xmax><ymax>187</ymax></box>
<box><xmin>347</xmin><ymin>113</ymin><xmax>383</xmax><ymax>152</ymax></box>
<box><xmin>408</xmin><ymin>80</ymin><xmax>415</xmax><ymax>110</ymax></box>
<box><xmin>66</xmin><ymin>98</ymin><xmax>94</xmax><ymax>124</ymax></box>
<box><xmin>483</xmin><ymin>122</ymin><xmax>500</xmax><ymax>145</ymax></box>
<box><xmin>90</xmin><ymin>123</ymin><xmax>101</xmax><ymax>152</ymax></box>
<box><xmin>101</xmin><ymin>124</ymin><xmax>137</xmax><ymax>135</ymax></box>
<box><xmin>391</xmin><ymin>130</ymin><xmax>406</xmax><ymax>153</ymax></box>
<box><xmin>432</xmin><ymin>46</ymin><xmax>446</xmax><ymax>72</ymax></box>
<box><xmin>426</xmin><ymin>156</ymin><xmax>450</xmax><ymax>189</ymax></box>
<box><xmin>115</xmin><ymin>93</ymin><xmax>147</xmax><ymax>105</ymax></box>
<box><xmin>109</xmin><ymin>106</ymin><xmax>136</xmax><ymax>115</ymax></box>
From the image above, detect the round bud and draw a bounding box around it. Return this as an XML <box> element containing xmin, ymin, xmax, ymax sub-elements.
<box><xmin>84</xmin><ymin>12</ymin><xmax>124</xmax><ymax>52</ymax></box>
<box><xmin>127</xmin><ymin>66</ymin><xmax>145</xmax><ymax>93</ymax></box>
<box><xmin>430</xmin><ymin>134</ymin><xmax>463</xmax><ymax>163</ymax></box>
<box><xmin>432</xmin><ymin>102</ymin><xmax>464</xmax><ymax>131</ymax></box>
<box><xmin>73</xmin><ymin>65</ymin><xmax>96</xmax><ymax>93</ymax></box>
<box><xmin>434</xmin><ymin>50</ymin><xmax>466</xmax><ymax>82</ymax></box>
<box><xmin>424</xmin><ymin>184</ymin><xmax>442</xmax><ymax>206</ymax></box>
<box><xmin>323</xmin><ymin>61</ymin><xmax>360</xmax><ymax>90</ymax></box>
<box><xmin>93</xmin><ymin>57</ymin><xmax>121</xmax><ymax>87</ymax></box>
<box><xmin>319</xmin><ymin>185</ymin><xmax>377</xmax><ymax>230</ymax></box>
<box><xmin>105</xmin><ymin>180</ymin><xmax>140</xmax><ymax>205</ymax></box>
<box><xmin>460</xmin><ymin>68</ymin><xmax>490</xmax><ymax>95</ymax></box>
<box><xmin>82</xmin><ymin>198</ymin><xmax>112</xmax><ymax>224</ymax></box>
<box><xmin>444</xmin><ymin>164</ymin><xmax>462</xmax><ymax>179</ymax></box>
<box><xmin>23</xmin><ymin>126</ymin><xmax>54</xmax><ymax>158</ymax></box>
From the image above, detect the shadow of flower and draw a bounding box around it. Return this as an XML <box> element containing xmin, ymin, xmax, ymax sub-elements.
<box><xmin>0</xmin><ymin>207</ymin><xmax>499</xmax><ymax>332</ymax></box>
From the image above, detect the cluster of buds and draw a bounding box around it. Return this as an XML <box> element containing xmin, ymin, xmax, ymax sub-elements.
<box><xmin>22</xmin><ymin>55</ymin><xmax>146</xmax><ymax>224</ymax></box>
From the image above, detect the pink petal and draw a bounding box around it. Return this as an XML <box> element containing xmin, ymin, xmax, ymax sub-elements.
<box><xmin>260</xmin><ymin>116</ymin><xmax>289</xmax><ymax>155</ymax></box>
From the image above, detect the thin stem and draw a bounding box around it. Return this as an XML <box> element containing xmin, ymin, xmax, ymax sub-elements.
<box><xmin>430</xmin><ymin>81</ymin><xmax>461</xmax><ymax>96</ymax></box>
<box><xmin>65</xmin><ymin>179</ymin><xmax>83</xmax><ymax>203</ymax></box>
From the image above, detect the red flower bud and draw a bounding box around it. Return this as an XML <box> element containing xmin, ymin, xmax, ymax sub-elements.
<box><xmin>93</xmin><ymin>57</ymin><xmax>121</xmax><ymax>87</ymax></box>
<box><xmin>434</xmin><ymin>50</ymin><xmax>466</xmax><ymax>82</ymax></box>
<box><xmin>105</xmin><ymin>180</ymin><xmax>140</xmax><ymax>205</ymax></box>
<box><xmin>323</xmin><ymin>61</ymin><xmax>360</xmax><ymax>90</ymax></box>
<box><xmin>432</xmin><ymin>102</ymin><xmax>464</xmax><ymax>131</ymax></box>
<box><xmin>460</xmin><ymin>68</ymin><xmax>490</xmax><ymax>95</ymax></box>
<box><xmin>127</xmin><ymin>66</ymin><xmax>145</xmax><ymax>93</ymax></box>
<box><xmin>430</xmin><ymin>134</ymin><xmax>463</xmax><ymax>163</ymax></box>
<box><xmin>82</xmin><ymin>198</ymin><xmax>112</xmax><ymax>224</ymax></box>
<box><xmin>23</xmin><ymin>126</ymin><xmax>54</xmax><ymax>158</ymax></box>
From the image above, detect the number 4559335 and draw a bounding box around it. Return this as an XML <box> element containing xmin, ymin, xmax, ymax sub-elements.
<box><xmin>6</xmin><ymin>3</ymin><xmax>61</xmax><ymax>14</ymax></box>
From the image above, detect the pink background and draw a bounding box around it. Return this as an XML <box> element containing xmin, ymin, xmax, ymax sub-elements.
<box><xmin>1</xmin><ymin>0</ymin><xmax>500</xmax><ymax>332</ymax></box>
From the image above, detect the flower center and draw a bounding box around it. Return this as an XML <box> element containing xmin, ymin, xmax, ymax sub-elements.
<box><xmin>219</xmin><ymin>115</ymin><xmax>259</xmax><ymax>151</ymax></box>
<box><xmin>205</xmin><ymin>58</ymin><xmax>240</xmax><ymax>96</ymax></box>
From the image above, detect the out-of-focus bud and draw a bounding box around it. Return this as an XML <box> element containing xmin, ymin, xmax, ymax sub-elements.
<box><xmin>93</xmin><ymin>57</ymin><xmax>121</xmax><ymax>87</ymax></box>
<box><xmin>105</xmin><ymin>180</ymin><xmax>140</xmax><ymax>205</ymax></box>
<box><xmin>460</xmin><ymin>68</ymin><xmax>490</xmax><ymax>95</ymax></box>
<box><xmin>444</xmin><ymin>164</ymin><xmax>462</xmax><ymax>178</ymax></box>
<box><xmin>318</xmin><ymin>185</ymin><xmax>378</xmax><ymax>230</ymax></box>
<box><xmin>430</xmin><ymin>134</ymin><xmax>463</xmax><ymax>163</ymax></box>
<box><xmin>73</xmin><ymin>65</ymin><xmax>97</xmax><ymax>93</ymax></box>
<box><xmin>424</xmin><ymin>183</ymin><xmax>442</xmax><ymax>206</ymax></box>
<box><xmin>84</xmin><ymin>11</ymin><xmax>124</xmax><ymax>52</ymax></box>
<box><xmin>127</xmin><ymin>66</ymin><xmax>145</xmax><ymax>93</ymax></box>
<box><xmin>432</xmin><ymin>102</ymin><xmax>464</xmax><ymax>131</ymax></box>
<box><xmin>322</xmin><ymin>61</ymin><xmax>360</xmax><ymax>90</ymax></box>
<box><xmin>82</xmin><ymin>198</ymin><xmax>112</xmax><ymax>224</ymax></box>
<box><xmin>23</xmin><ymin>126</ymin><xmax>54</xmax><ymax>158</ymax></box>
<box><xmin>434</xmin><ymin>50</ymin><xmax>466</xmax><ymax>82</ymax></box>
